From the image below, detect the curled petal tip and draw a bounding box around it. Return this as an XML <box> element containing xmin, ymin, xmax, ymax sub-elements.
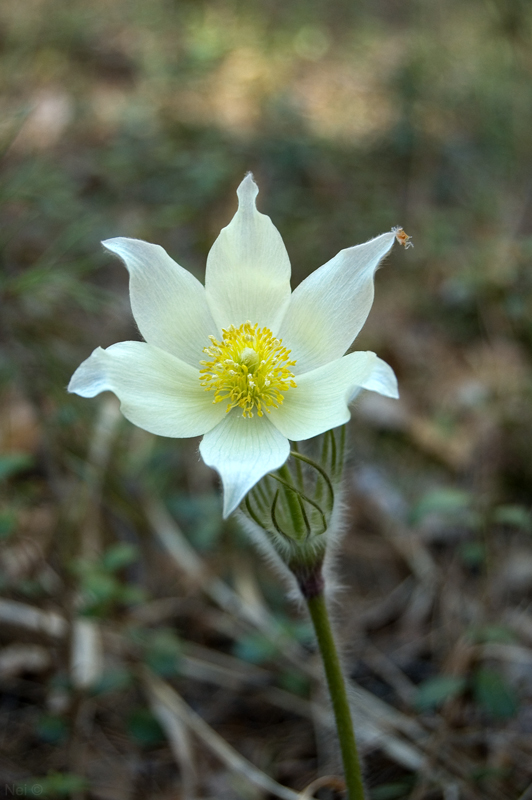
<box><xmin>237</xmin><ymin>173</ymin><xmax>259</xmax><ymax>207</ymax></box>
<box><xmin>101</xmin><ymin>237</ymin><xmax>127</xmax><ymax>256</ymax></box>
<box><xmin>68</xmin><ymin>347</ymin><xmax>108</xmax><ymax>398</ymax></box>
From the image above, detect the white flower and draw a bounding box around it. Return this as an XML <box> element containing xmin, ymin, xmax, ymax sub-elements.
<box><xmin>69</xmin><ymin>175</ymin><xmax>404</xmax><ymax>517</ymax></box>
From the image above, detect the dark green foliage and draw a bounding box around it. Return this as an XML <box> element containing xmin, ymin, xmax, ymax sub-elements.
<box><xmin>415</xmin><ymin>675</ymin><xmax>466</xmax><ymax>712</ymax></box>
<box><xmin>472</xmin><ymin>667</ymin><xmax>518</xmax><ymax>719</ymax></box>
<box><xmin>126</xmin><ymin>708</ymin><xmax>165</xmax><ymax>747</ymax></box>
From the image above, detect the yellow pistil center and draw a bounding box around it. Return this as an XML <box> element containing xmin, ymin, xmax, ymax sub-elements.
<box><xmin>199</xmin><ymin>321</ymin><xmax>297</xmax><ymax>418</ymax></box>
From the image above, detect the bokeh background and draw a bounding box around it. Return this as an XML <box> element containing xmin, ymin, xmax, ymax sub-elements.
<box><xmin>2</xmin><ymin>1</ymin><xmax>532</xmax><ymax>798</ymax></box>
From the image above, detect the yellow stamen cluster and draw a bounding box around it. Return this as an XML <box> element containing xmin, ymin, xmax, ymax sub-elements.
<box><xmin>200</xmin><ymin>321</ymin><xmax>297</xmax><ymax>418</ymax></box>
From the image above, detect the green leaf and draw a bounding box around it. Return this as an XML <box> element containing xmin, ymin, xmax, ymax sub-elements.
<box><xmin>473</xmin><ymin>668</ymin><xmax>518</xmax><ymax>719</ymax></box>
<box><xmin>35</xmin><ymin>715</ymin><xmax>68</xmax><ymax>745</ymax></box>
<box><xmin>167</xmin><ymin>493</ymin><xmax>223</xmax><ymax>552</ymax></box>
<box><xmin>127</xmin><ymin>708</ymin><xmax>165</xmax><ymax>747</ymax></box>
<box><xmin>24</xmin><ymin>772</ymin><xmax>88</xmax><ymax>798</ymax></box>
<box><xmin>118</xmin><ymin>584</ymin><xmax>147</xmax><ymax>606</ymax></box>
<box><xmin>493</xmin><ymin>504</ymin><xmax>532</xmax><ymax>531</ymax></box>
<box><xmin>16</xmin><ymin>578</ymin><xmax>45</xmax><ymax>598</ymax></box>
<box><xmin>370</xmin><ymin>781</ymin><xmax>414</xmax><ymax>800</ymax></box>
<box><xmin>0</xmin><ymin>510</ymin><xmax>17</xmax><ymax>539</ymax></box>
<box><xmin>90</xmin><ymin>668</ymin><xmax>132</xmax><ymax>696</ymax></box>
<box><xmin>0</xmin><ymin>453</ymin><xmax>33</xmax><ymax>481</ymax></box>
<box><xmin>82</xmin><ymin>571</ymin><xmax>120</xmax><ymax>603</ymax></box>
<box><xmin>277</xmin><ymin>670</ymin><xmax>310</xmax><ymax>697</ymax></box>
<box><xmin>467</xmin><ymin>625</ymin><xmax>517</xmax><ymax>644</ymax></box>
<box><xmin>144</xmin><ymin>630</ymin><xmax>182</xmax><ymax>677</ymax></box>
<box><xmin>233</xmin><ymin>632</ymin><xmax>278</xmax><ymax>665</ymax></box>
<box><xmin>284</xmin><ymin>619</ymin><xmax>313</xmax><ymax>646</ymax></box>
<box><xmin>415</xmin><ymin>675</ymin><xmax>466</xmax><ymax>711</ymax></box>
<box><xmin>101</xmin><ymin>542</ymin><xmax>139</xmax><ymax>572</ymax></box>
<box><xmin>458</xmin><ymin>541</ymin><xmax>486</xmax><ymax>568</ymax></box>
<box><xmin>410</xmin><ymin>488</ymin><xmax>473</xmax><ymax>526</ymax></box>
<box><xmin>470</xmin><ymin>765</ymin><xmax>512</xmax><ymax>782</ymax></box>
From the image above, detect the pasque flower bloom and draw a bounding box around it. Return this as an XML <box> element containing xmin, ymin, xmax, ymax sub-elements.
<box><xmin>69</xmin><ymin>175</ymin><xmax>404</xmax><ymax>517</ymax></box>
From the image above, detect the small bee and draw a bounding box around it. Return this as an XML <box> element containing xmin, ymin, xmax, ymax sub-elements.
<box><xmin>392</xmin><ymin>226</ymin><xmax>413</xmax><ymax>249</ymax></box>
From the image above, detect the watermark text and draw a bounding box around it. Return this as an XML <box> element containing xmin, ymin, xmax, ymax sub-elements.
<box><xmin>4</xmin><ymin>785</ymin><xmax>43</xmax><ymax>796</ymax></box>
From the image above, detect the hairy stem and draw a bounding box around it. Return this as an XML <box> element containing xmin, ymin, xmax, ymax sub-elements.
<box><xmin>305</xmin><ymin>586</ymin><xmax>366</xmax><ymax>800</ymax></box>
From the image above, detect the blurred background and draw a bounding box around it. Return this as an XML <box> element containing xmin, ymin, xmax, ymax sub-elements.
<box><xmin>2</xmin><ymin>0</ymin><xmax>532</xmax><ymax>798</ymax></box>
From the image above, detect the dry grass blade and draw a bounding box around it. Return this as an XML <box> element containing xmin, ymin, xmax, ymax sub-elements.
<box><xmin>78</xmin><ymin>397</ymin><xmax>122</xmax><ymax>558</ymax></box>
<box><xmin>443</xmin><ymin>785</ymin><xmax>461</xmax><ymax>800</ymax></box>
<box><xmin>142</xmin><ymin>669</ymin><xmax>301</xmax><ymax>800</ymax></box>
<box><xmin>504</xmin><ymin>609</ymin><xmax>532</xmax><ymax>643</ymax></box>
<box><xmin>143</xmin><ymin>495</ymin><xmax>312</xmax><ymax>671</ymax></box>
<box><xmin>0</xmin><ymin>598</ymin><xmax>67</xmax><ymax>638</ymax></box>
<box><xmin>144</xmin><ymin>495</ymin><xmax>272</xmax><ymax>629</ymax></box>
<box><xmin>68</xmin><ymin>401</ymin><xmax>120</xmax><ymax>692</ymax></box>
<box><xmin>0</xmin><ymin>643</ymin><xmax>51</xmax><ymax>677</ymax></box>
<box><xmin>354</xmin><ymin>720</ymin><xmax>425</xmax><ymax>773</ymax></box>
<box><xmin>298</xmin><ymin>775</ymin><xmax>346</xmax><ymax>798</ymax></box>
<box><xmin>517</xmin><ymin>784</ymin><xmax>532</xmax><ymax>800</ymax></box>
<box><xmin>480</xmin><ymin>642</ymin><xmax>532</xmax><ymax>665</ymax></box>
<box><xmin>178</xmin><ymin>649</ymin><xmax>322</xmax><ymax>722</ymax></box>
<box><xmin>143</xmin><ymin>495</ymin><xmax>208</xmax><ymax>584</ymax></box>
<box><xmin>362</xmin><ymin>642</ymin><xmax>417</xmax><ymax>705</ymax></box>
<box><xmin>0</xmin><ymin>599</ymin><xmax>464</xmax><ymax>786</ymax></box>
<box><xmin>346</xmin><ymin>685</ymin><xmax>467</xmax><ymax>783</ymax></box>
<box><xmin>70</xmin><ymin>618</ymin><xmax>103</xmax><ymax>689</ymax></box>
<box><xmin>179</xmin><ymin>651</ymin><xmax>270</xmax><ymax>691</ymax></box>
<box><xmin>352</xmin><ymin>471</ymin><xmax>437</xmax><ymax>585</ymax></box>
<box><xmin>349</xmin><ymin>683</ymin><xmax>425</xmax><ymax>743</ymax></box>
<box><xmin>148</xmin><ymin>685</ymin><xmax>199</xmax><ymax>800</ymax></box>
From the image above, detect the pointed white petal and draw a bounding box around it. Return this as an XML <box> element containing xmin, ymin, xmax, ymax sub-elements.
<box><xmin>103</xmin><ymin>238</ymin><xmax>216</xmax><ymax>367</ymax></box>
<box><xmin>359</xmin><ymin>356</ymin><xmax>399</xmax><ymax>399</ymax></box>
<box><xmin>199</xmin><ymin>411</ymin><xmax>290</xmax><ymax>518</ymax></box>
<box><xmin>205</xmin><ymin>175</ymin><xmax>291</xmax><ymax>332</ymax></box>
<box><xmin>278</xmin><ymin>231</ymin><xmax>396</xmax><ymax>374</ymax></box>
<box><xmin>269</xmin><ymin>351</ymin><xmax>377</xmax><ymax>441</ymax></box>
<box><xmin>68</xmin><ymin>342</ymin><xmax>226</xmax><ymax>437</ymax></box>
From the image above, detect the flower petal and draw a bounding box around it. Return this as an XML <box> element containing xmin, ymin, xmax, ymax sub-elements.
<box><xmin>359</xmin><ymin>356</ymin><xmax>399</xmax><ymax>399</ymax></box>
<box><xmin>68</xmin><ymin>342</ymin><xmax>226</xmax><ymax>437</ymax></box>
<box><xmin>268</xmin><ymin>351</ymin><xmax>377</xmax><ymax>441</ymax></box>
<box><xmin>205</xmin><ymin>174</ymin><xmax>292</xmax><ymax>332</ymax></box>
<box><xmin>199</xmin><ymin>412</ymin><xmax>290</xmax><ymax>518</ymax></box>
<box><xmin>277</xmin><ymin>231</ymin><xmax>396</xmax><ymax>374</ymax></box>
<box><xmin>103</xmin><ymin>238</ymin><xmax>216</xmax><ymax>367</ymax></box>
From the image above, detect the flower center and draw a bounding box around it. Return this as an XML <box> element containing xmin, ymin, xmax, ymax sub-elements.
<box><xmin>199</xmin><ymin>321</ymin><xmax>297</xmax><ymax>418</ymax></box>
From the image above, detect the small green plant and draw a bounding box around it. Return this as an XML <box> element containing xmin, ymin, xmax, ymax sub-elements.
<box><xmin>72</xmin><ymin>542</ymin><xmax>145</xmax><ymax>617</ymax></box>
<box><xmin>21</xmin><ymin>773</ymin><xmax>88</xmax><ymax>798</ymax></box>
<box><xmin>415</xmin><ymin>675</ymin><xmax>467</xmax><ymax>712</ymax></box>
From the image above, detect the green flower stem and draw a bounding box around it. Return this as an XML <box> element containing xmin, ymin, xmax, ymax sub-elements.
<box><xmin>306</xmin><ymin>590</ymin><xmax>366</xmax><ymax>800</ymax></box>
